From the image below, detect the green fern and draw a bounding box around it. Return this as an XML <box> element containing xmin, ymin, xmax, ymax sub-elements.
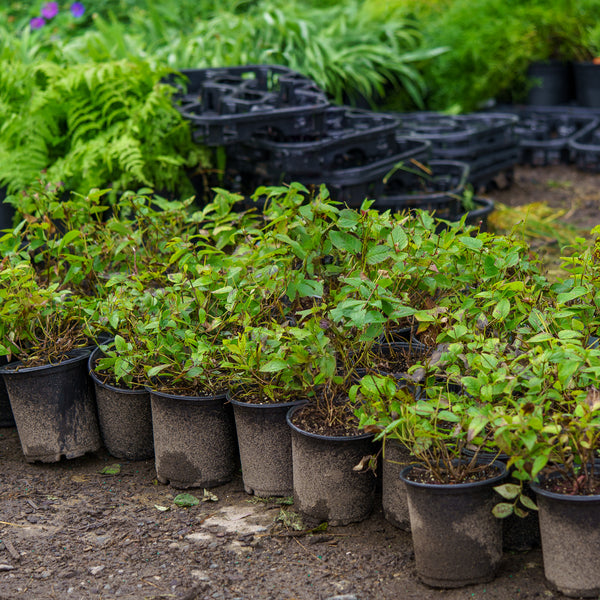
<box><xmin>0</xmin><ymin>58</ymin><xmax>209</xmax><ymax>196</ymax></box>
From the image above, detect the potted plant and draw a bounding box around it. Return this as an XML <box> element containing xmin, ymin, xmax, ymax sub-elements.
<box><xmin>223</xmin><ymin>322</ymin><xmax>315</xmax><ymax>498</ymax></box>
<box><xmin>572</xmin><ymin>20</ymin><xmax>600</xmax><ymax>107</ymax></box>
<box><xmin>86</xmin><ymin>273</ymin><xmax>162</xmax><ymax>461</ymax></box>
<box><xmin>134</xmin><ymin>271</ymin><xmax>239</xmax><ymax>490</ymax></box>
<box><xmin>394</xmin><ymin>382</ymin><xmax>508</xmax><ymax>588</ymax></box>
<box><xmin>0</xmin><ymin>260</ymin><xmax>101</xmax><ymax>462</ymax></box>
<box><xmin>494</xmin><ymin>334</ymin><xmax>600</xmax><ymax>598</ymax></box>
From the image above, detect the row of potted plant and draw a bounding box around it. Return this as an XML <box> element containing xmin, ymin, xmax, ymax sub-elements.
<box><xmin>1</xmin><ymin>180</ymin><xmax>599</xmax><ymax>595</ymax></box>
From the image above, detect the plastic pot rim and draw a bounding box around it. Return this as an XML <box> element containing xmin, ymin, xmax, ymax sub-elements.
<box><xmin>0</xmin><ymin>348</ymin><xmax>91</xmax><ymax>376</ymax></box>
<box><xmin>530</xmin><ymin>471</ymin><xmax>600</xmax><ymax>503</ymax></box>
<box><xmin>399</xmin><ymin>459</ymin><xmax>508</xmax><ymax>492</ymax></box>
<box><xmin>286</xmin><ymin>403</ymin><xmax>374</xmax><ymax>442</ymax></box>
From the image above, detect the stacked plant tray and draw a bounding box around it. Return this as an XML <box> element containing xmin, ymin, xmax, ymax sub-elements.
<box><xmin>395</xmin><ymin>112</ymin><xmax>520</xmax><ymax>190</ymax></box>
<box><xmin>569</xmin><ymin>117</ymin><xmax>600</xmax><ymax>172</ymax></box>
<box><xmin>227</xmin><ymin>106</ymin><xmax>431</xmax><ymax>205</ymax></box>
<box><xmin>455</xmin><ymin>196</ymin><xmax>495</xmax><ymax>232</ymax></box>
<box><xmin>373</xmin><ymin>159</ymin><xmax>469</xmax><ymax>220</ymax></box>
<box><xmin>172</xmin><ymin>65</ymin><xmax>329</xmax><ymax>146</ymax></box>
<box><xmin>171</xmin><ymin>65</ymin><xmax>498</xmax><ymax>223</ymax></box>
<box><xmin>495</xmin><ymin>106</ymin><xmax>599</xmax><ymax>166</ymax></box>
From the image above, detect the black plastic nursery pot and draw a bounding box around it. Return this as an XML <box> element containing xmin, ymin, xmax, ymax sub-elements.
<box><xmin>229</xmin><ymin>393</ymin><xmax>306</xmax><ymax>497</ymax></box>
<box><xmin>286</xmin><ymin>404</ymin><xmax>377</xmax><ymax>527</ymax></box>
<box><xmin>381</xmin><ymin>438</ymin><xmax>413</xmax><ymax>531</ymax></box>
<box><xmin>0</xmin><ymin>351</ymin><xmax>101</xmax><ymax>463</ymax></box>
<box><xmin>461</xmin><ymin>448</ymin><xmax>540</xmax><ymax>553</ymax></box>
<box><xmin>0</xmin><ymin>355</ymin><xmax>15</xmax><ymax>428</ymax></box>
<box><xmin>526</xmin><ymin>60</ymin><xmax>574</xmax><ymax>106</ymax></box>
<box><xmin>530</xmin><ymin>474</ymin><xmax>600</xmax><ymax>598</ymax></box>
<box><xmin>149</xmin><ymin>389</ymin><xmax>238</xmax><ymax>489</ymax></box>
<box><xmin>574</xmin><ymin>61</ymin><xmax>600</xmax><ymax>108</ymax></box>
<box><xmin>88</xmin><ymin>348</ymin><xmax>154</xmax><ymax>461</ymax></box>
<box><xmin>0</xmin><ymin>186</ymin><xmax>15</xmax><ymax>232</ymax></box>
<box><xmin>399</xmin><ymin>460</ymin><xmax>508</xmax><ymax>588</ymax></box>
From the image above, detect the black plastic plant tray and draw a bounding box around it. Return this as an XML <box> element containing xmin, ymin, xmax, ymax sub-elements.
<box><xmin>373</xmin><ymin>191</ymin><xmax>463</xmax><ymax>221</ymax></box>
<box><xmin>299</xmin><ymin>139</ymin><xmax>432</xmax><ymax>207</ymax></box>
<box><xmin>381</xmin><ymin>159</ymin><xmax>469</xmax><ymax>200</ymax></box>
<box><xmin>171</xmin><ymin>64</ymin><xmax>324</xmax><ymax>108</ymax></box>
<box><xmin>172</xmin><ymin>65</ymin><xmax>330</xmax><ymax>145</ymax></box>
<box><xmin>447</xmin><ymin>196</ymin><xmax>495</xmax><ymax>233</ymax></box>
<box><xmin>568</xmin><ymin>122</ymin><xmax>600</xmax><ymax>172</ymax></box>
<box><xmin>181</xmin><ymin>88</ymin><xmax>330</xmax><ymax>146</ymax></box>
<box><xmin>469</xmin><ymin>146</ymin><xmax>519</xmax><ymax>188</ymax></box>
<box><xmin>395</xmin><ymin>112</ymin><xmax>519</xmax><ymax>160</ymax></box>
<box><xmin>508</xmin><ymin>109</ymin><xmax>598</xmax><ymax>166</ymax></box>
<box><xmin>235</xmin><ymin>107</ymin><xmax>401</xmax><ymax>175</ymax></box>
<box><xmin>232</xmin><ymin>135</ymin><xmax>430</xmax><ymax>185</ymax></box>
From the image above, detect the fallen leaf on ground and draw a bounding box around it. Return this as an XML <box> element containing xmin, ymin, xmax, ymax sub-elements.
<box><xmin>174</xmin><ymin>493</ymin><xmax>199</xmax><ymax>507</ymax></box>
<box><xmin>99</xmin><ymin>464</ymin><xmax>121</xmax><ymax>475</ymax></box>
<box><xmin>201</xmin><ymin>489</ymin><xmax>218</xmax><ymax>502</ymax></box>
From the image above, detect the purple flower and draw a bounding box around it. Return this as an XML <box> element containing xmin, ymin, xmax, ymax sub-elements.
<box><xmin>70</xmin><ymin>2</ymin><xmax>85</xmax><ymax>17</ymax></box>
<box><xmin>40</xmin><ymin>2</ymin><xmax>59</xmax><ymax>19</ymax></box>
<box><xmin>30</xmin><ymin>16</ymin><xmax>46</xmax><ymax>29</ymax></box>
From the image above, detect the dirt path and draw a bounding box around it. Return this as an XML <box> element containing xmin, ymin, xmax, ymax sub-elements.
<box><xmin>488</xmin><ymin>163</ymin><xmax>600</xmax><ymax>231</ymax></box>
<box><xmin>0</xmin><ymin>423</ymin><xmax>566</xmax><ymax>600</ymax></box>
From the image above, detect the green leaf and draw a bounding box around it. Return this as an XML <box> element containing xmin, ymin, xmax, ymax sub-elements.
<box><xmin>329</xmin><ymin>231</ymin><xmax>361</xmax><ymax>254</ymax></box>
<box><xmin>174</xmin><ymin>493</ymin><xmax>199</xmax><ymax>507</ymax></box>
<box><xmin>558</xmin><ymin>360</ymin><xmax>581</xmax><ymax>385</ymax></box>
<box><xmin>459</xmin><ymin>236</ymin><xmax>483</xmax><ymax>251</ymax></box>
<box><xmin>437</xmin><ymin>410</ymin><xmax>460</xmax><ymax>422</ymax></box>
<box><xmin>365</xmin><ymin>244</ymin><xmax>390</xmax><ymax>265</ymax></box>
<box><xmin>147</xmin><ymin>364</ymin><xmax>168</xmax><ymax>378</ymax></box>
<box><xmin>260</xmin><ymin>359</ymin><xmax>288</xmax><ymax>373</ymax></box>
<box><xmin>514</xmin><ymin>505</ymin><xmax>528</xmax><ymax>519</ymax></box>
<box><xmin>527</xmin><ymin>332</ymin><xmax>555</xmax><ymax>343</ymax></box>
<box><xmin>114</xmin><ymin>334</ymin><xmax>128</xmax><ymax>353</ymax></box>
<box><xmin>531</xmin><ymin>454</ymin><xmax>549</xmax><ymax>478</ymax></box>
<box><xmin>557</xmin><ymin>287</ymin><xmax>588</xmax><ymax>304</ymax></box>
<box><xmin>519</xmin><ymin>495</ymin><xmax>538</xmax><ymax>511</ymax></box>
<box><xmin>494</xmin><ymin>483</ymin><xmax>520</xmax><ymax>500</ymax></box>
<box><xmin>337</xmin><ymin>209</ymin><xmax>360</xmax><ymax>229</ymax></box>
<box><xmin>467</xmin><ymin>414</ymin><xmax>487</xmax><ymax>442</ymax></box>
<box><xmin>58</xmin><ymin>230</ymin><xmax>81</xmax><ymax>253</ymax></box>
<box><xmin>492</xmin><ymin>297</ymin><xmax>510</xmax><ymax>321</ymax></box>
<box><xmin>99</xmin><ymin>463</ymin><xmax>121</xmax><ymax>475</ymax></box>
<box><xmin>492</xmin><ymin>502</ymin><xmax>514</xmax><ymax>519</ymax></box>
<box><xmin>297</xmin><ymin>279</ymin><xmax>323</xmax><ymax>298</ymax></box>
<box><xmin>557</xmin><ymin>329</ymin><xmax>582</xmax><ymax>340</ymax></box>
<box><xmin>388</xmin><ymin>227</ymin><xmax>408</xmax><ymax>250</ymax></box>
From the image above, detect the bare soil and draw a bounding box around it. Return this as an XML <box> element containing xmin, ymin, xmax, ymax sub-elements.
<box><xmin>1</xmin><ymin>164</ymin><xmax>597</xmax><ymax>600</ymax></box>
<box><xmin>489</xmin><ymin>163</ymin><xmax>600</xmax><ymax>231</ymax></box>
